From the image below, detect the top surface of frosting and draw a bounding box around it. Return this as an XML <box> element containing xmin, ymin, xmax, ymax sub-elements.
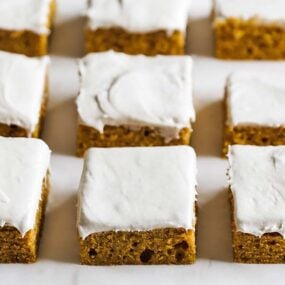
<box><xmin>87</xmin><ymin>0</ymin><xmax>191</xmax><ymax>33</ymax></box>
<box><xmin>77</xmin><ymin>51</ymin><xmax>195</xmax><ymax>137</ymax></box>
<box><xmin>228</xmin><ymin>145</ymin><xmax>285</xmax><ymax>237</ymax></box>
<box><xmin>77</xmin><ymin>146</ymin><xmax>197</xmax><ymax>239</ymax></box>
<box><xmin>215</xmin><ymin>0</ymin><xmax>285</xmax><ymax>21</ymax></box>
<box><xmin>0</xmin><ymin>137</ymin><xmax>51</xmax><ymax>236</ymax></box>
<box><xmin>226</xmin><ymin>73</ymin><xmax>285</xmax><ymax>127</ymax></box>
<box><xmin>0</xmin><ymin>51</ymin><xmax>49</xmax><ymax>135</ymax></box>
<box><xmin>0</xmin><ymin>0</ymin><xmax>52</xmax><ymax>34</ymax></box>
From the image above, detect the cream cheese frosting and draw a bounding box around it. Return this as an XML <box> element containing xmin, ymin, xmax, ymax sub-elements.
<box><xmin>77</xmin><ymin>146</ymin><xmax>197</xmax><ymax>239</ymax></box>
<box><xmin>0</xmin><ymin>137</ymin><xmax>51</xmax><ymax>236</ymax></box>
<box><xmin>228</xmin><ymin>145</ymin><xmax>285</xmax><ymax>237</ymax></box>
<box><xmin>0</xmin><ymin>0</ymin><xmax>53</xmax><ymax>34</ymax></box>
<box><xmin>0</xmin><ymin>51</ymin><xmax>49</xmax><ymax>136</ymax></box>
<box><xmin>86</xmin><ymin>0</ymin><xmax>191</xmax><ymax>33</ymax></box>
<box><xmin>226</xmin><ymin>73</ymin><xmax>285</xmax><ymax>127</ymax></box>
<box><xmin>215</xmin><ymin>0</ymin><xmax>285</xmax><ymax>22</ymax></box>
<box><xmin>76</xmin><ymin>51</ymin><xmax>195</xmax><ymax>141</ymax></box>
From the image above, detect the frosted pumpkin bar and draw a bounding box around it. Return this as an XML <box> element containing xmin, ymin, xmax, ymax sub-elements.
<box><xmin>76</xmin><ymin>51</ymin><xmax>195</xmax><ymax>156</ymax></box>
<box><xmin>228</xmin><ymin>145</ymin><xmax>285</xmax><ymax>263</ymax></box>
<box><xmin>0</xmin><ymin>137</ymin><xmax>51</xmax><ymax>263</ymax></box>
<box><xmin>85</xmin><ymin>0</ymin><xmax>191</xmax><ymax>56</ymax></box>
<box><xmin>0</xmin><ymin>51</ymin><xmax>49</xmax><ymax>138</ymax></box>
<box><xmin>77</xmin><ymin>146</ymin><xmax>197</xmax><ymax>265</ymax></box>
<box><xmin>213</xmin><ymin>0</ymin><xmax>285</xmax><ymax>60</ymax></box>
<box><xmin>0</xmin><ymin>0</ymin><xmax>56</xmax><ymax>57</ymax></box>
<box><xmin>223</xmin><ymin>73</ymin><xmax>285</xmax><ymax>156</ymax></box>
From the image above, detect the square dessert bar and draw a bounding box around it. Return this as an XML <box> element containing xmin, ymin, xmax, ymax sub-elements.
<box><xmin>213</xmin><ymin>0</ymin><xmax>285</xmax><ymax>60</ymax></box>
<box><xmin>223</xmin><ymin>73</ymin><xmax>285</xmax><ymax>156</ymax></box>
<box><xmin>85</xmin><ymin>0</ymin><xmax>191</xmax><ymax>56</ymax></box>
<box><xmin>0</xmin><ymin>51</ymin><xmax>49</xmax><ymax>138</ymax></box>
<box><xmin>228</xmin><ymin>145</ymin><xmax>285</xmax><ymax>263</ymax></box>
<box><xmin>0</xmin><ymin>137</ymin><xmax>51</xmax><ymax>263</ymax></box>
<box><xmin>76</xmin><ymin>51</ymin><xmax>195</xmax><ymax>157</ymax></box>
<box><xmin>0</xmin><ymin>0</ymin><xmax>56</xmax><ymax>57</ymax></box>
<box><xmin>77</xmin><ymin>146</ymin><xmax>197</xmax><ymax>265</ymax></box>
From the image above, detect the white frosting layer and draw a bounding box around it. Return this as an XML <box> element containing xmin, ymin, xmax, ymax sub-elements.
<box><xmin>226</xmin><ymin>73</ymin><xmax>285</xmax><ymax>127</ymax></box>
<box><xmin>0</xmin><ymin>51</ymin><xmax>49</xmax><ymax>135</ymax></box>
<box><xmin>0</xmin><ymin>0</ymin><xmax>53</xmax><ymax>34</ymax></box>
<box><xmin>77</xmin><ymin>51</ymin><xmax>195</xmax><ymax>141</ymax></box>
<box><xmin>77</xmin><ymin>146</ymin><xmax>197</xmax><ymax>239</ymax></box>
<box><xmin>87</xmin><ymin>0</ymin><xmax>191</xmax><ymax>33</ymax></box>
<box><xmin>228</xmin><ymin>145</ymin><xmax>285</xmax><ymax>237</ymax></box>
<box><xmin>0</xmin><ymin>137</ymin><xmax>51</xmax><ymax>236</ymax></box>
<box><xmin>215</xmin><ymin>0</ymin><xmax>285</xmax><ymax>22</ymax></box>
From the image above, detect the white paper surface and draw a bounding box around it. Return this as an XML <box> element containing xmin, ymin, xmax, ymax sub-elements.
<box><xmin>1</xmin><ymin>0</ymin><xmax>285</xmax><ymax>284</ymax></box>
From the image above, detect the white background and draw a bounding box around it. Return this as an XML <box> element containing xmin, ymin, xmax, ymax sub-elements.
<box><xmin>2</xmin><ymin>0</ymin><xmax>285</xmax><ymax>284</ymax></box>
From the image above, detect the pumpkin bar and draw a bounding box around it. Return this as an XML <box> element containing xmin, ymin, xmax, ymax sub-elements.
<box><xmin>85</xmin><ymin>0</ymin><xmax>191</xmax><ymax>56</ymax></box>
<box><xmin>76</xmin><ymin>51</ymin><xmax>195</xmax><ymax>157</ymax></box>
<box><xmin>0</xmin><ymin>0</ymin><xmax>56</xmax><ymax>57</ymax></box>
<box><xmin>223</xmin><ymin>73</ymin><xmax>285</xmax><ymax>156</ymax></box>
<box><xmin>0</xmin><ymin>51</ymin><xmax>49</xmax><ymax>138</ymax></box>
<box><xmin>77</xmin><ymin>146</ymin><xmax>197</xmax><ymax>265</ymax></box>
<box><xmin>0</xmin><ymin>137</ymin><xmax>51</xmax><ymax>263</ymax></box>
<box><xmin>228</xmin><ymin>145</ymin><xmax>285</xmax><ymax>263</ymax></box>
<box><xmin>213</xmin><ymin>0</ymin><xmax>285</xmax><ymax>60</ymax></box>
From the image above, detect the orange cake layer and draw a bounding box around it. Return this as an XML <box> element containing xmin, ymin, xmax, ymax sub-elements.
<box><xmin>80</xmin><ymin>228</ymin><xmax>196</xmax><ymax>265</ymax></box>
<box><xmin>214</xmin><ymin>18</ymin><xmax>285</xmax><ymax>60</ymax></box>
<box><xmin>85</xmin><ymin>28</ymin><xmax>185</xmax><ymax>56</ymax></box>
<box><xmin>77</xmin><ymin>124</ymin><xmax>191</xmax><ymax>157</ymax></box>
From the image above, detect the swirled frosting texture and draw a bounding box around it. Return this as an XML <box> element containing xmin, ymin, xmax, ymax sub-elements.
<box><xmin>0</xmin><ymin>51</ymin><xmax>49</xmax><ymax>135</ymax></box>
<box><xmin>77</xmin><ymin>51</ymin><xmax>195</xmax><ymax>141</ymax></box>
<box><xmin>77</xmin><ymin>146</ymin><xmax>197</xmax><ymax>239</ymax></box>
<box><xmin>226</xmin><ymin>73</ymin><xmax>285</xmax><ymax>127</ymax></box>
<box><xmin>228</xmin><ymin>145</ymin><xmax>285</xmax><ymax>237</ymax></box>
<box><xmin>0</xmin><ymin>0</ymin><xmax>53</xmax><ymax>34</ymax></box>
<box><xmin>87</xmin><ymin>0</ymin><xmax>191</xmax><ymax>33</ymax></box>
<box><xmin>0</xmin><ymin>137</ymin><xmax>51</xmax><ymax>236</ymax></box>
<box><xmin>215</xmin><ymin>0</ymin><xmax>285</xmax><ymax>22</ymax></box>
